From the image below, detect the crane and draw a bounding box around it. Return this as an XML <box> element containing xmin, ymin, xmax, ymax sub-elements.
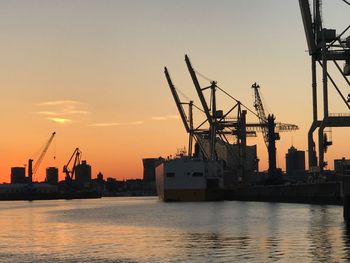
<box><xmin>166</xmin><ymin>56</ymin><xmax>295</xmax><ymax>183</ymax></box>
<box><xmin>298</xmin><ymin>0</ymin><xmax>350</xmax><ymax>171</ymax></box>
<box><xmin>63</xmin><ymin>148</ymin><xmax>81</xmax><ymax>181</ymax></box>
<box><xmin>184</xmin><ymin>55</ymin><xmax>258</xmax><ymax>181</ymax></box>
<box><xmin>251</xmin><ymin>83</ymin><xmax>298</xmax><ymax>179</ymax></box>
<box><xmin>164</xmin><ymin>67</ymin><xmax>208</xmax><ymax>159</ymax></box>
<box><xmin>28</xmin><ymin>132</ymin><xmax>56</xmax><ymax>183</ymax></box>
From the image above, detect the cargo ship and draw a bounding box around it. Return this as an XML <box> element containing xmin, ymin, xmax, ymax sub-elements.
<box><xmin>155</xmin><ymin>155</ymin><xmax>224</xmax><ymax>201</ymax></box>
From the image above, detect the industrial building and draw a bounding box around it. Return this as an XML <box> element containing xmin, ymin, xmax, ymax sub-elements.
<box><xmin>10</xmin><ymin>167</ymin><xmax>26</xmax><ymax>184</ymax></box>
<box><xmin>334</xmin><ymin>158</ymin><xmax>350</xmax><ymax>175</ymax></box>
<box><xmin>75</xmin><ymin>160</ymin><xmax>92</xmax><ymax>188</ymax></box>
<box><xmin>198</xmin><ymin>139</ymin><xmax>259</xmax><ymax>185</ymax></box>
<box><xmin>46</xmin><ymin>167</ymin><xmax>59</xmax><ymax>185</ymax></box>
<box><xmin>285</xmin><ymin>146</ymin><xmax>306</xmax><ymax>182</ymax></box>
<box><xmin>142</xmin><ymin>158</ymin><xmax>163</xmax><ymax>181</ymax></box>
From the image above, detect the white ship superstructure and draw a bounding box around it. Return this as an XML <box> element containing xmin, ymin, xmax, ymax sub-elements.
<box><xmin>156</xmin><ymin>156</ymin><xmax>224</xmax><ymax>201</ymax></box>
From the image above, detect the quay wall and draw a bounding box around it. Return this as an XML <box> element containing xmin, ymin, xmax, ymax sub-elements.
<box><xmin>225</xmin><ymin>182</ymin><xmax>342</xmax><ymax>205</ymax></box>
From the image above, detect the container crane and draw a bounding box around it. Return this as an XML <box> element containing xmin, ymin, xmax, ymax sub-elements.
<box><xmin>28</xmin><ymin>132</ymin><xmax>56</xmax><ymax>183</ymax></box>
<box><xmin>251</xmin><ymin>83</ymin><xmax>298</xmax><ymax>178</ymax></box>
<box><xmin>63</xmin><ymin>148</ymin><xmax>81</xmax><ymax>181</ymax></box>
<box><xmin>298</xmin><ymin>0</ymin><xmax>350</xmax><ymax>171</ymax></box>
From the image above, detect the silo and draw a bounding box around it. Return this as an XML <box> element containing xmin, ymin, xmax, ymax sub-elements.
<box><xmin>75</xmin><ymin>160</ymin><xmax>92</xmax><ymax>187</ymax></box>
<box><xmin>11</xmin><ymin>167</ymin><xmax>26</xmax><ymax>184</ymax></box>
<box><xmin>46</xmin><ymin>167</ymin><xmax>59</xmax><ymax>185</ymax></box>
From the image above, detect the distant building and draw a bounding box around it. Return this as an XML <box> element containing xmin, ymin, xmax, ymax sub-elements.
<box><xmin>11</xmin><ymin>167</ymin><xmax>26</xmax><ymax>184</ymax></box>
<box><xmin>334</xmin><ymin>158</ymin><xmax>350</xmax><ymax>175</ymax></box>
<box><xmin>142</xmin><ymin>158</ymin><xmax>163</xmax><ymax>181</ymax></box>
<box><xmin>285</xmin><ymin>146</ymin><xmax>306</xmax><ymax>182</ymax></box>
<box><xmin>97</xmin><ymin>172</ymin><xmax>103</xmax><ymax>181</ymax></box>
<box><xmin>46</xmin><ymin>167</ymin><xmax>59</xmax><ymax>185</ymax></box>
<box><xmin>75</xmin><ymin>160</ymin><xmax>92</xmax><ymax>188</ymax></box>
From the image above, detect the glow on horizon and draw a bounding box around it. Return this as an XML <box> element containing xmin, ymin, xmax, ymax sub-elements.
<box><xmin>0</xmin><ymin>0</ymin><xmax>349</xmax><ymax>183</ymax></box>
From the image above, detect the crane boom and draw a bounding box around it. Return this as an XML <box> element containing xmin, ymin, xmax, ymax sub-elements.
<box><xmin>185</xmin><ymin>55</ymin><xmax>213</xmax><ymax>125</ymax></box>
<box><xmin>298</xmin><ymin>0</ymin><xmax>317</xmax><ymax>55</ymax></box>
<box><xmin>164</xmin><ymin>67</ymin><xmax>190</xmax><ymax>133</ymax></box>
<box><xmin>31</xmin><ymin>132</ymin><xmax>56</xmax><ymax>180</ymax></box>
<box><xmin>252</xmin><ymin>83</ymin><xmax>269</xmax><ymax>146</ymax></box>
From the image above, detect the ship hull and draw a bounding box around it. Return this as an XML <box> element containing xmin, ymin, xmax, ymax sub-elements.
<box><xmin>161</xmin><ymin>189</ymin><xmax>224</xmax><ymax>202</ymax></box>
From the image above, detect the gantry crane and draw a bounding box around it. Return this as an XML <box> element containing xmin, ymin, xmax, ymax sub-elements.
<box><xmin>251</xmin><ymin>83</ymin><xmax>298</xmax><ymax>178</ymax></box>
<box><xmin>63</xmin><ymin>148</ymin><xmax>81</xmax><ymax>181</ymax></box>
<box><xmin>28</xmin><ymin>132</ymin><xmax>56</xmax><ymax>183</ymax></box>
<box><xmin>299</xmin><ymin>0</ymin><xmax>350</xmax><ymax>171</ymax></box>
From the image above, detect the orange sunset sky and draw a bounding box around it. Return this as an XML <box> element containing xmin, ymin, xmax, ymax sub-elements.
<box><xmin>0</xmin><ymin>0</ymin><xmax>349</xmax><ymax>183</ymax></box>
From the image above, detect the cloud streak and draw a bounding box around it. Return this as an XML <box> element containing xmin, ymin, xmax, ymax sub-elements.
<box><xmin>35</xmin><ymin>100</ymin><xmax>89</xmax><ymax>125</ymax></box>
<box><xmin>151</xmin><ymin>115</ymin><xmax>180</xmax><ymax>121</ymax></box>
<box><xmin>88</xmin><ymin>121</ymin><xmax>144</xmax><ymax>127</ymax></box>
<box><xmin>48</xmin><ymin>117</ymin><xmax>73</xmax><ymax>124</ymax></box>
<box><xmin>36</xmin><ymin>100</ymin><xmax>85</xmax><ymax>106</ymax></box>
<box><xmin>89</xmin><ymin>114</ymin><xmax>180</xmax><ymax>128</ymax></box>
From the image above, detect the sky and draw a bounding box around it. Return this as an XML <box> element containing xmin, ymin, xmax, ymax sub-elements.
<box><xmin>0</xmin><ymin>0</ymin><xmax>349</xmax><ymax>183</ymax></box>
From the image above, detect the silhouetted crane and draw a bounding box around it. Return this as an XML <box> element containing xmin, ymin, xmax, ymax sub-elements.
<box><xmin>299</xmin><ymin>0</ymin><xmax>350</xmax><ymax>170</ymax></box>
<box><xmin>63</xmin><ymin>148</ymin><xmax>81</xmax><ymax>181</ymax></box>
<box><xmin>28</xmin><ymin>132</ymin><xmax>56</xmax><ymax>183</ymax></box>
<box><xmin>251</xmin><ymin>83</ymin><xmax>298</xmax><ymax>179</ymax></box>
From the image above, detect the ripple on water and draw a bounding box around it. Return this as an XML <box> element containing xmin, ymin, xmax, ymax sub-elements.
<box><xmin>0</xmin><ymin>198</ymin><xmax>350</xmax><ymax>262</ymax></box>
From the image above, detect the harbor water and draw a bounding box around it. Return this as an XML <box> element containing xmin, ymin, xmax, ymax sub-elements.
<box><xmin>1</xmin><ymin>197</ymin><xmax>350</xmax><ymax>262</ymax></box>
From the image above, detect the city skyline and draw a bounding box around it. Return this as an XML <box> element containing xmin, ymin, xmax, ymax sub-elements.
<box><xmin>0</xmin><ymin>0</ymin><xmax>349</xmax><ymax>183</ymax></box>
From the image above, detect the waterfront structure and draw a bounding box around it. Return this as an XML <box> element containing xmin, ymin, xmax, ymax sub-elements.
<box><xmin>142</xmin><ymin>158</ymin><xmax>162</xmax><ymax>181</ymax></box>
<box><xmin>75</xmin><ymin>160</ymin><xmax>92</xmax><ymax>188</ymax></box>
<box><xmin>10</xmin><ymin>167</ymin><xmax>26</xmax><ymax>184</ymax></box>
<box><xmin>285</xmin><ymin>146</ymin><xmax>306</xmax><ymax>182</ymax></box>
<box><xmin>299</xmin><ymin>0</ymin><xmax>350</xmax><ymax>171</ymax></box>
<box><xmin>334</xmin><ymin>158</ymin><xmax>350</xmax><ymax>175</ymax></box>
<box><xmin>46</xmin><ymin>167</ymin><xmax>59</xmax><ymax>185</ymax></box>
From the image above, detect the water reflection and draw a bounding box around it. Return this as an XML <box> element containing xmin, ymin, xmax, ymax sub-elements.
<box><xmin>1</xmin><ymin>198</ymin><xmax>350</xmax><ymax>262</ymax></box>
<box><xmin>342</xmin><ymin>223</ymin><xmax>350</xmax><ymax>261</ymax></box>
<box><xmin>308</xmin><ymin>205</ymin><xmax>345</xmax><ymax>262</ymax></box>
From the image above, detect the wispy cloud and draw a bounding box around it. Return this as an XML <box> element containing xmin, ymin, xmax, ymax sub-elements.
<box><xmin>48</xmin><ymin>117</ymin><xmax>73</xmax><ymax>124</ymax></box>
<box><xmin>88</xmin><ymin>121</ymin><xmax>144</xmax><ymax>127</ymax></box>
<box><xmin>151</xmin><ymin>115</ymin><xmax>180</xmax><ymax>121</ymax></box>
<box><xmin>36</xmin><ymin>110</ymin><xmax>89</xmax><ymax>116</ymax></box>
<box><xmin>151</xmin><ymin>116</ymin><xmax>167</xmax><ymax>121</ymax></box>
<box><xmin>35</xmin><ymin>100</ymin><xmax>89</xmax><ymax>124</ymax></box>
<box><xmin>36</xmin><ymin>111</ymin><xmax>59</xmax><ymax>116</ymax></box>
<box><xmin>37</xmin><ymin>100</ymin><xmax>84</xmax><ymax>106</ymax></box>
<box><xmin>167</xmin><ymin>115</ymin><xmax>180</xmax><ymax>119</ymax></box>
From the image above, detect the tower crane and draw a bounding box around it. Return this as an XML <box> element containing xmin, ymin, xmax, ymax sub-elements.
<box><xmin>251</xmin><ymin>83</ymin><xmax>298</xmax><ymax>178</ymax></box>
<box><xmin>28</xmin><ymin>132</ymin><xmax>56</xmax><ymax>183</ymax></box>
<box><xmin>63</xmin><ymin>148</ymin><xmax>81</xmax><ymax>181</ymax></box>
